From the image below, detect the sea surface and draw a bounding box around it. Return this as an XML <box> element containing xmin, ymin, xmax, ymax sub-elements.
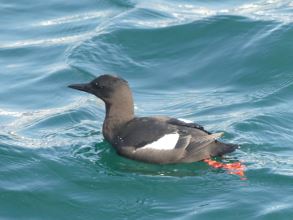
<box><xmin>1</xmin><ymin>0</ymin><xmax>293</xmax><ymax>219</ymax></box>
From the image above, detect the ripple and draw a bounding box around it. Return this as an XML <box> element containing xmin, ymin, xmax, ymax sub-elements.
<box><xmin>258</xmin><ymin>202</ymin><xmax>291</xmax><ymax>217</ymax></box>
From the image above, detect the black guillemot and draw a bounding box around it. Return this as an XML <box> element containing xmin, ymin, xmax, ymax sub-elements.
<box><xmin>68</xmin><ymin>74</ymin><xmax>238</xmax><ymax>164</ymax></box>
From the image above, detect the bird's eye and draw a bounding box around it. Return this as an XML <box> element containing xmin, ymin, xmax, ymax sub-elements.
<box><xmin>95</xmin><ymin>82</ymin><xmax>104</xmax><ymax>89</ymax></box>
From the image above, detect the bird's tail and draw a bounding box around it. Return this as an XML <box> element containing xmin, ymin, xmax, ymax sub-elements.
<box><xmin>205</xmin><ymin>141</ymin><xmax>245</xmax><ymax>179</ymax></box>
<box><xmin>209</xmin><ymin>141</ymin><xmax>238</xmax><ymax>157</ymax></box>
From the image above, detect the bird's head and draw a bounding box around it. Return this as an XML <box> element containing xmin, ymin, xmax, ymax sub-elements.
<box><xmin>68</xmin><ymin>74</ymin><xmax>130</xmax><ymax>104</ymax></box>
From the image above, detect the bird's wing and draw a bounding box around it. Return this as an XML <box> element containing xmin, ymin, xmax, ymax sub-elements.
<box><xmin>117</xmin><ymin>133</ymin><xmax>192</xmax><ymax>164</ymax></box>
<box><xmin>116</xmin><ymin>117</ymin><xmax>219</xmax><ymax>150</ymax></box>
<box><xmin>115</xmin><ymin>117</ymin><xmax>177</xmax><ymax>149</ymax></box>
<box><xmin>114</xmin><ymin>117</ymin><xmax>227</xmax><ymax>164</ymax></box>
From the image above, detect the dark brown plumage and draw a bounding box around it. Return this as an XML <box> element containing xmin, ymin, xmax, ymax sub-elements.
<box><xmin>68</xmin><ymin>74</ymin><xmax>237</xmax><ymax>164</ymax></box>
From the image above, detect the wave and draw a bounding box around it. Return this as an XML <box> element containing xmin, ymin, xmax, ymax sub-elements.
<box><xmin>2</xmin><ymin>0</ymin><xmax>292</xmax><ymax>50</ymax></box>
<box><xmin>68</xmin><ymin>14</ymin><xmax>293</xmax><ymax>92</ymax></box>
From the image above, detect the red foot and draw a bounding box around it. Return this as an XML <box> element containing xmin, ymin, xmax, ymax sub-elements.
<box><xmin>203</xmin><ymin>158</ymin><xmax>246</xmax><ymax>179</ymax></box>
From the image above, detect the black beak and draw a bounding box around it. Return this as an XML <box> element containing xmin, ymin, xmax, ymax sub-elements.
<box><xmin>68</xmin><ymin>83</ymin><xmax>93</xmax><ymax>94</ymax></box>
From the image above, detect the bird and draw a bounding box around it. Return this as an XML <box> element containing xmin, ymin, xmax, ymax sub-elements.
<box><xmin>68</xmin><ymin>74</ymin><xmax>238</xmax><ymax>165</ymax></box>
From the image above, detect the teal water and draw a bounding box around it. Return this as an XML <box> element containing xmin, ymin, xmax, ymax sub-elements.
<box><xmin>1</xmin><ymin>0</ymin><xmax>293</xmax><ymax>219</ymax></box>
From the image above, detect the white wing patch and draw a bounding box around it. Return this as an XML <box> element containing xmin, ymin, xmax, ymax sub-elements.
<box><xmin>140</xmin><ymin>133</ymin><xmax>180</xmax><ymax>150</ymax></box>
<box><xmin>178</xmin><ymin>118</ymin><xmax>193</xmax><ymax>123</ymax></box>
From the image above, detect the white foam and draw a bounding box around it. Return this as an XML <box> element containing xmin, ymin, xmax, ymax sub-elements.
<box><xmin>140</xmin><ymin>133</ymin><xmax>179</xmax><ymax>150</ymax></box>
<box><xmin>35</xmin><ymin>11</ymin><xmax>113</xmax><ymax>27</ymax></box>
<box><xmin>0</xmin><ymin>33</ymin><xmax>91</xmax><ymax>49</ymax></box>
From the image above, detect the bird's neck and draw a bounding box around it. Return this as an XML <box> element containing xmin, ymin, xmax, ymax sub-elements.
<box><xmin>103</xmin><ymin>97</ymin><xmax>134</xmax><ymax>143</ymax></box>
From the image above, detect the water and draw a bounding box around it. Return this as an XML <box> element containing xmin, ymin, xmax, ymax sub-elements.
<box><xmin>1</xmin><ymin>0</ymin><xmax>293</xmax><ymax>219</ymax></box>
